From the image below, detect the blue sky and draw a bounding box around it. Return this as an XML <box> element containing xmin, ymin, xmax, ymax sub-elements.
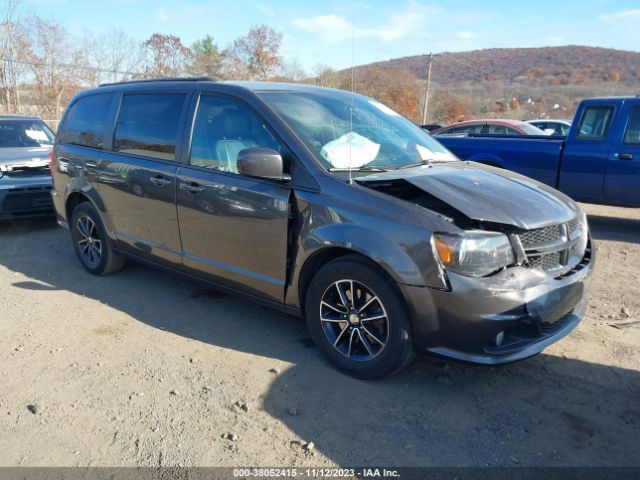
<box><xmin>23</xmin><ymin>0</ymin><xmax>640</xmax><ymax>70</ymax></box>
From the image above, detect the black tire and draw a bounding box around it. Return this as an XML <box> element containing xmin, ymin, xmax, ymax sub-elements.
<box><xmin>305</xmin><ymin>255</ymin><xmax>414</xmax><ymax>379</ymax></box>
<box><xmin>69</xmin><ymin>202</ymin><xmax>125</xmax><ymax>275</ymax></box>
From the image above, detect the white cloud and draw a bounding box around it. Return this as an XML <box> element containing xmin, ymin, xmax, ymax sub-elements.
<box><xmin>155</xmin><ymin>6</ymin><xmax>169</xmax><ymax>23</ymax></box>
<box><xmin>255</xmin><ymin>2</ymin><xmax>275</xmax><ymax>17</ymax></box>
<box><xmin>293</xmin><ymin>2</ymin><xmax>441</xmax><ymax>44</ymax></box>
<box><xmin>455</xmin><ymin>31</ymin><xmax>474</xmax><ymax>39</ymax></box>
<box><xmin>600</xmin><ymin>9</ymin><xmax>640</xmax><ymax>22</ymax></box>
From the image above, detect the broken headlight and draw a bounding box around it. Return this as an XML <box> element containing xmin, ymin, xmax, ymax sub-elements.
<box><xmin>432</xmin><ymin>232</ymin><xmax>515</xmax><ymax>277</ymax></box>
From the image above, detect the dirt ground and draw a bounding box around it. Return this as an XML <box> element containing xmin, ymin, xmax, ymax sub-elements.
<box><xmin>0</xmin><ymin>202</ymin><xmax>638</xmax><ymax>468</ymax></box>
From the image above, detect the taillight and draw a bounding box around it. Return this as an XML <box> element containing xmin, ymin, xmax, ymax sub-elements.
<box><xmin>48</xmin><ymin>149</ymin><xmax>55</xmax><ymax>171</ymax></box>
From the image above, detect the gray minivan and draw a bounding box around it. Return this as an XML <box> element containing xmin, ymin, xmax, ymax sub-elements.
<box><xmin>51</xmin><ymin>79</ymin><xmax>593</xmax><ymax>378</ymax></box>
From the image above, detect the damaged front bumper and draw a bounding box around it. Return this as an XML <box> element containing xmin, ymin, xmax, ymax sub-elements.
<box><xmin>401</xmin><ymin>241</ymin><xmax>594</xmax><ymax>364</ymax></box>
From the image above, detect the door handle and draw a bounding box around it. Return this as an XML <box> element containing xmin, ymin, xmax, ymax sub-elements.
<box><xmin>149</xmin><ymin>175</ymin><xmax>172</xmax><ymax>187</ymax></box>
<box><xmin>617</xmin><ymin>153</ymin><xmax>634</xmax><ymax>160</ymax></box>
<box><xmin>179</xmin><ymin>182</ymin><xmax>205</xmax><ymax>194</ymax></box>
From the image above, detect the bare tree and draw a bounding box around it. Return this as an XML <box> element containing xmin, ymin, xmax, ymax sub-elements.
<box><xmin>276</xmin><ymin>58</ymin><xmax>307</xmax><ymax>82</ymax></box>
<box><xmin>0</xmin><ymin>0</ymin><xmax>29</xmax><ymax>113</ymax></box>
<box><xmin>85</xmin><ymin>29</ymin><xmax>146</xmax><ymax>84</ymax></box>
<box><xmin>227</xmin><ymin>25</ymin><xmax>282</xmax><ymax>80</ymax></box>
<box><xmin>143</xmin><ymin>33</ymin><xmax>191</xmax><ymax>78</ymax></box>
<box><xmin>26</xmin><ymin>17</ymin><xmax>85</xmax><ymax>119</ymax></box>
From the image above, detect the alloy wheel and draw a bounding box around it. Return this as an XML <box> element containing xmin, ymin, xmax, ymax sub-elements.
<box><xmin>75</xmin><ymin>215</ymin><xmax>102</xmax><ymax>268</ymax></box>
<box><xmin>319</xmin><ymin>279</ymin><xmax>389</xmax><ymax>361</ymax></box>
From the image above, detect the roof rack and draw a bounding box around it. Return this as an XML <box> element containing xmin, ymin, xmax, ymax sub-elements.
<box><xmin>99</xmin><ymin>76</ymin><xmax>218</xmax><ymax>87</ymax></box>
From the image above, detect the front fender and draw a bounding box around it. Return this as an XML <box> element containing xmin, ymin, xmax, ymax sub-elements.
<box><xmin>302</xmin><ymin>223</ymin><xmax>437</xmax><ymax>286</ymax></box>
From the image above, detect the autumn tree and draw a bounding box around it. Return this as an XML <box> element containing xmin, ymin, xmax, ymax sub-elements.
<box><xmin>430</xmin><ymin>91</ymin><xmax>470</xmax><ymax>124</ymax></box>
<box><xmin>226</xmin><ymin>25</ymin><xmax>282</xmax><ymax>80</ymax></box>
<box><xmin>357</xmin><ymin>67</ymin><xmax>420</xmax><ymax>121</ymax></box>
<box><xmin>189</xmin><ymin>35</ymin><xmax>222</xmax><ymax>78</ymax></box>
<box><xmin>143</xmin><ymin>33</ymin><xmax>191</xmax><ymax>78</ymax></box>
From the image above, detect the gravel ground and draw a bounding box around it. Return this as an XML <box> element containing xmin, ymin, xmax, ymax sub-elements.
<box><xmin>0</xmin><ymin>203</ymin><xmax>638</xmax><ymax>467</ymax></box>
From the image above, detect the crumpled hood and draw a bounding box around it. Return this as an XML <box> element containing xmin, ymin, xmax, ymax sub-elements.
<box><xmin>0</xmin><ymin>146</ymin><xmax>51</xmax><ymax>169</ymax></box>
<box><xmin>357</xmin><ymin>162</ymin><xmax>580</xmax><ymax>229</ymax></box>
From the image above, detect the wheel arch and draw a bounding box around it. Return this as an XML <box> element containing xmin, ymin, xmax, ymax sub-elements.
<box><xmin>296</xmin><ymin>247</ymin><xmax>400</xmax><ymax>319</ymax></box>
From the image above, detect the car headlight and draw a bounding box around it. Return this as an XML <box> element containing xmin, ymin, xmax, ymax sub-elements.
<box><xmin>432</xmin><ymin>231</ymin><xmax>515</xmax><ymax>277</ymax></box>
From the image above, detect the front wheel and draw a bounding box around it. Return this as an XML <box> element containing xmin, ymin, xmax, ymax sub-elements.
<box><xmin>305</xmin><ymin>256</ymin><xmax>414</xmax><ymax>379</ymax></box>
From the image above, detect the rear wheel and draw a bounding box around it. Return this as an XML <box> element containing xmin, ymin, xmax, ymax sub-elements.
<box><xmin>305</xmin><ymin>256</ymin><xmax>414</xmax><ymax>379</ymax></box>
<box><xmin>70</xmin><ymin>202</ymin><xmax>125</xmax><ymax>275</ymax></box>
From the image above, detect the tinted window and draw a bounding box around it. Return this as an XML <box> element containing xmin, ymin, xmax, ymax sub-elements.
<box><xmin>0</xmin><ymin>120</ymin><xmax>54</xmax><ymax>148</ymax></box>
<box><xmin>114</xmin><ymin>94</ymin><xmax>185</xmax><ymax>160</ymax></box>
<box><xmin>576</xmin><ymin>106</ymin><xmax>614</xmax><ymax>140</ymax></box>
<box><xmin>190</xmin><ymin>95</ymin><xmax>282</xmax><ymax>174</ymax></box>
<box><xmin>59</xmin><ymin>94</ymin><xmax>113</xmax><ymax>148</ymax></box>
<box><xmin>623</xmin><ymin>106</ymin><xmax>640</xmax><ymax>145</ymax></box>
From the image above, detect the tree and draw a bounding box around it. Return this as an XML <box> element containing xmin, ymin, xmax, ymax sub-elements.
<box><xmin>355</xmin><ymin>67</ymin><xmax>420</xmax><ymax>121</ymax></box>
<box><xmin>86</xmin><ymin>29</ymin><xmax>146</xmax><ymax>84</ymax></box>
<box><xmin>276</xmin><ymin>58</ymin><xmax>307</xmax><ymax>82</ymax></box>
<box><xmin>0</xmin><ymin>0</ymin><xmax>29</xmax><ymax>112</ymax></box>
<box><xmin>227</xmin><ymin>25</ymin><xmax>282</xmax><ymax>80</ymax></box>
<box><xmin>26</xmin><ymin>17</ymin><xmax>85</xmax><ymax>119</ymax></box>
<box><xmin>143</xmin><ymin>33</ymin><xmax>191</xmax><ymax>78</ymax></box>
<box><xmin>430</xmin><ymin>91</ymin><xmax>470</xmax><ymax>124</ymax></box>
<box><xmin>189</xmin><ymin>35</ymin><xmax>222</xmax><ymax>78</ymax></box>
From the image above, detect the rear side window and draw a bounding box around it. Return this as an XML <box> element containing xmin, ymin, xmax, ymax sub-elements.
<box><xmin>623</xmin><ymin>106</ymin><xmax>640</xmax><ymax>145</ymax></box>
<box><xmin>114</xmin><ymin>94</ymin><xmax>185</xmax><ymax>161</ymax></box>
<box><xmin>58</xmin><ymin>94</ymin><xmax>113</xmax><ymax>148</ymax></box>
<box><xmin>576</xmin><ymin>106</ymin><xmax>614</xmax><ymax>140</ymax></box>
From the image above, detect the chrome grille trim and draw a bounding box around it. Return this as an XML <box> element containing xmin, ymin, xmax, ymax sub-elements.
<box><xmin>517</xmin><ymin>216</ymin><xmax>586</xmax><ymax>275</ymax></box>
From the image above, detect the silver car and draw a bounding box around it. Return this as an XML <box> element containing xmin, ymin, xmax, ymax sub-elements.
<box><xmin>0</xmin><ymin>115</ymin><xmax>54</xmax><ymax>220</ymax></box>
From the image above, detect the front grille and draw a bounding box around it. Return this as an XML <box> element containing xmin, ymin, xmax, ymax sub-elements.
<box><xmin>1</xmin><ymin>189</ymin><xmax>53</xmax><ymax>213</ymax></box>
<box><xmin>528</xmin><ymin>251</ymin><xmax>562</xmax><ymax>271</ymax></box>
<box><xmin>516</xmin><ymin>217</ymin><xmax>587</xmax><ymax>276</ymax></box>
<box><xmin>519</xmin><ymin>224</ymin><xmax>563</xmax><ymax>249</ymax></box>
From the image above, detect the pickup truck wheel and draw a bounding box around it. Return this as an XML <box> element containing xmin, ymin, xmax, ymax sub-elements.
<box><xmin>70</xmin><ymin>202</ymin><xmax>125</xmax><ymax>275</ymax></box>
<box><xmin>305</xmin><ymin>256</ymin><xmax>414</xmax><ymax>379</ymax></box>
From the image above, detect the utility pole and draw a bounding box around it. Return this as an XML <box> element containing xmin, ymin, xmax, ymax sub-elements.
<box><xmin>421</xmin><ymin>52</ymin><xmax>432</xmax><ymax>125</ymax></box>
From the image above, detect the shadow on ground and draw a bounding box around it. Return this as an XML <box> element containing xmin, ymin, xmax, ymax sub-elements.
<box><xmin>1</xmin><ymin>219</ymin><xmax>639</xmax><ymax>467</ymax></box>
<box><xmin>587</xmin><ymin>214</ymin><xmax>640</xmax><ymax>245</ymax></box>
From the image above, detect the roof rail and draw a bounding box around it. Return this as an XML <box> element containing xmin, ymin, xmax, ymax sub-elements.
<box><xmin>99</xmin><ymin>76</ymin><xmax>218</xmax><ymax>87</ymax></box>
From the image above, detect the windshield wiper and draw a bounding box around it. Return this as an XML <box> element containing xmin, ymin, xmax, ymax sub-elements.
<box><xmin>328</xmin><ymin>165</ymin><xmax>390</xmax><ymax>172</ymax></box>
<box><xmin>394</xmin><ymin>159</ymin><xmax>452</xmax><ymax>170</ymax></box>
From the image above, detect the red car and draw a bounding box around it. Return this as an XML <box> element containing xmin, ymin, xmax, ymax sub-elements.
<box><xmin>431</xmin><ymin>119</ymin><xmax>548</xmax><ymax>136</ymax></box>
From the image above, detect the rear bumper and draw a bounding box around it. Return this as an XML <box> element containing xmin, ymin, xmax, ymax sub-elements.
<box><xmin>402</xmin><ymin>241</ymin><xmax>594</xmax><ymax>365</ymax></box>
<box><xmin>0</xmin><ymin>175</ymin><xmax>54</xmax><ymax>220</ymax></box>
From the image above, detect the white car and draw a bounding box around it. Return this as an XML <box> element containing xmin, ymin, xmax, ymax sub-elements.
<box><xmin>527</xmin><ymin>119</ymin><xmax>571</xmax><ymax>136</ymax></box>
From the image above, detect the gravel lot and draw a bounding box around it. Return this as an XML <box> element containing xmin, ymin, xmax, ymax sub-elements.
<box><xmin>1</xmin><ymin>203</ymin><xmax>638</xmax><ymax>467</ymax></box>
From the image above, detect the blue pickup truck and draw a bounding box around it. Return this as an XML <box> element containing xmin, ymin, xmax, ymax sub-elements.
<box><xmin>435</xmin><ymin>96</ymin><xmax>640</xmax><ymax>207</ymax></box>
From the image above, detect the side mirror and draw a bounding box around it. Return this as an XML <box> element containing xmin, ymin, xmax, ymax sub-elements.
<box><xmin>237</xmin><ymin>147</ymin><xmax>286</xmax><ymax>180</ymax></box>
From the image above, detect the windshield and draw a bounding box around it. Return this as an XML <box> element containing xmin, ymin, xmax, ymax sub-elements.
<box><xmin>258</xmin><ymin>90</ymin><xmax>457</xmax><ymax>172</ymax></box>
<box><xmin>0</xmin><ymin>120</ymin><xmax>55</xmax><ymax>148</ymax></box>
